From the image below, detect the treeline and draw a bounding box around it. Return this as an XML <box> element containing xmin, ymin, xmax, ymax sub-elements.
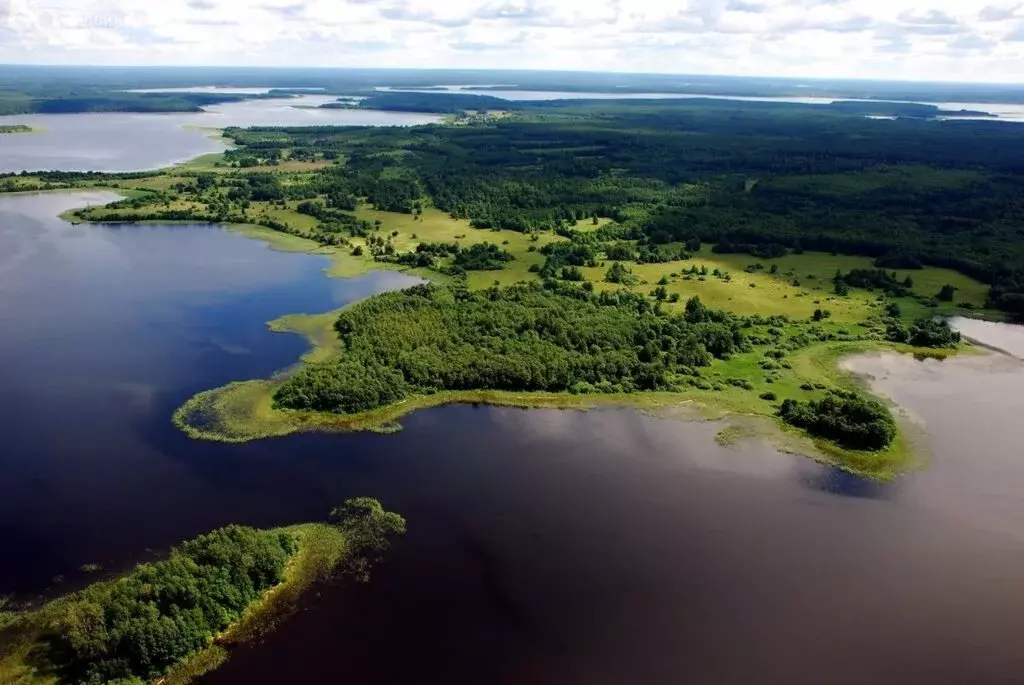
<box><xmin>28</xmin><ymin>92</ymin><xmax>262</xmax><ymax>114</ymax></box>
<box><xmin>273</xmin><ymin>282</ymin><xmax>744</xmax><ymax>414</ymax></box>
<box><xmin>355</xmin><ymin>91</ymin><xmax>514</xmax><ymax>113</ymax></box>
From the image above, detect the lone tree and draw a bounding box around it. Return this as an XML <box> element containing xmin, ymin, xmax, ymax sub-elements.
<box><xmin>936</xmin><ymin>284</ymin><xmax>957</xmax><ymax>302</ymax></box>
<box><xmin>330</xmin><ymin>497</ymin><xmax>407</xmax><ymax>581</ymax></box>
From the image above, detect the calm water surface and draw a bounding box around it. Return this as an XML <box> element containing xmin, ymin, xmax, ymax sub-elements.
<box><xmin>379</xmin><ymin>86</ymin><xmax>1024</xmax><ymax>121</ymax></box>
<box><xmin>0</xmin><ymin>95</ymin><xmax>440</xmax><ymax>173</ymax></box>
<box><xmin>2</xmin><ymin>193</ymin><xmax>1024</xmax><ymax>683</ymax></box>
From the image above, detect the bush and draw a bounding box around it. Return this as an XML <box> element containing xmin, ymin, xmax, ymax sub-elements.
<box><xmin>454</xmin><ymin>243</ymin><xmax>514</xmax><ymax>271</ymax></box>
<box><xmin>779</xmin><ymin>391</ymin><xmax>897</xmax><ymax>450</ymax></box>
<box><xmin>604</xmin><ymin>261</ymin><xmax>638</xmax><ymax>285</ymax></box>
<box><xmin>760</xmin><ymin>391</ymin><xmax>778</xmax><ymax>401</ymax></box>
<box><xmin>887</xmin><ymin>317</ymin><xmax>961</xmax><ymax>348</ymax></box>
<box><xmin>936</xmin><ymin>284</ymin><xmax>957</xmax><ymax>302</ymax></box>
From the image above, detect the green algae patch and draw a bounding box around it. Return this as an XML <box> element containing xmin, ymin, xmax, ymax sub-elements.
<box><xmin>269</xmin><ymin>311</ymin><xmax>343</xmax><ymax>364</ymax></box>
<box><xmin>173</xmin><ymin>380</ymin><xmax>296</xmax><ymax>443</ymax></box>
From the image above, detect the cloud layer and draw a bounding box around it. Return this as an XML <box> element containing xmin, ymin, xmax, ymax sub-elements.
<box><xmin>4</xmin><ymin>0</ymin><xmax>1024</xmax><ymax>81</ymax></box>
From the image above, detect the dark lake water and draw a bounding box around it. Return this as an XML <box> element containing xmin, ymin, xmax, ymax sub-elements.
<box><xmin>0</xmin><ymin>96</ymin><xmax>440</xmax><ymax>173</ymax></box>
<box><xmin>3</xmin><ymin>193</ymin><xmax>1024</xmax><ymax>684</ymax></box>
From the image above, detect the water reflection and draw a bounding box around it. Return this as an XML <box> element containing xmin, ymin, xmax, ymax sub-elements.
<box><xmin>800</xmin><ymin>465</ymin><xmax>893</xmax><ymax>499</ymax></box>
<box><xmin>950</xmin><ymin>315</ymin><xmax>1024</xmax><ymax>359</ymax></box>
<box><xmin>844</xmin><ymin>344</ymin><xmax>1024</xmax><ymax>539</ymax></box>
<box><xmin>4</xmin><ymin>193</ymin><xmax>1024</xmax><ymax>683</ymax></box>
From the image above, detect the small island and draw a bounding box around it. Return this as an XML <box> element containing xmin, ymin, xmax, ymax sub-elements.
<box><xmin>0</xmin><ymin>125</ymin><xmax>33</xmax><ymax>134</ymax></box>
<box><xmin>0</xmin><ymin>498</ymin><xmax>405</xmax><ymax>685</ymax></box>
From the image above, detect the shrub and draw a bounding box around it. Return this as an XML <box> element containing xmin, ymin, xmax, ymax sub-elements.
<box><xmin>779</xmin><ymin>391</ymin><xmax>897</xmax><ymax>450</ymax></box>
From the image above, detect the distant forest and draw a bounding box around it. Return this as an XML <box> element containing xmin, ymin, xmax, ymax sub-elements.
<box><xmin>5</xmin><ymin>64</ymin><xmax>1024</xmax><ymax>113</ymax></box>
<box><xmin>219</xmin><ymin>102</ymin><xmax>1024</xmax><ymax>318</ymax></box>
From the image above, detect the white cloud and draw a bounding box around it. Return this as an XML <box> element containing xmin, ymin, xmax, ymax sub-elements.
<box><xmin>1</xmin><ymin>0</ymin><xmax>1024</xmax><ymax>81</ymax></box>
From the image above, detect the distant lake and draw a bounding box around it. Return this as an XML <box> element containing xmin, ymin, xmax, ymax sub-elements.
<box><xmin>3</xmin><ymin>191</ymin><xmax>1024</xmax><ymax>683</ymax></box>
<box><xmin>376</xmin><ymin>86</ymin><xmax>810</xmax><ymax>102</ymax></box>
<box><xmin>376</xmin><ymin>86</ymin><xmax>1024</xmax><ymax>120</ymax></box>
<box><xmin>126</xmin><ymin>87</ymin><xmax>327</xmax><ymax>95</ymax></box>
<box><xmin>0</xmin><ymin>95</ymin><xmax>440</xmax><ymax>173</ymax></box>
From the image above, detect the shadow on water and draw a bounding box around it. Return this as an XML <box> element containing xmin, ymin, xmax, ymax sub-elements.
<box><xmin>799</xmin><ymin>465</ymin><xmax>893</xmax><ymax>499</ymax></box>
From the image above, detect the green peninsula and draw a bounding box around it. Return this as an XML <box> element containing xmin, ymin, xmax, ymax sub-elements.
<box><xmin>10</xmin><ymin>98</ymin><xmax>1022</xmax><ymax>478</ymax></box>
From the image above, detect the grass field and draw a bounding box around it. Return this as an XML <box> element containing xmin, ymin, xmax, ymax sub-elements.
<box><xmin>576</xmin><ymin>247</ymin><xmax>989</xmax><ymax>323</ymax></box>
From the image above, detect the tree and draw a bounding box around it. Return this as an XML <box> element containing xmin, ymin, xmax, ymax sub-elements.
<box><xmin>937</xmin><ymin>284</ymin><xmax>957</xmax><ymax>302</ymax></box>
<box><xmin>330</xmin><ymin>498</ymin><xmax>407</xmax><ymax>581</ymax></box>
<box><xmin>560</xmin><ymin>266</ymin><xmax>584</xmax><ymax>281</ymax></box>
<box><xmin>605</xmin><ymin>261</ymin><xmax>638</xmax><ymax>285</ymax></box>
<box><xmin>779</xmin><ymin>391</ymin><xmax>897</xmax><ymax>450</ymax></box>
<box><xmin>684</xmin><ymin>296</ymin><xmax>709</xmax><ymax>323</ymax></box>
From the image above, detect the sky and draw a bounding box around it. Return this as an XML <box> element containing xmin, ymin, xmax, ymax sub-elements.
<box><xmin>2</xmin><ymin>0</ymin><xmax>1024</xmax><ymax>82</ymax></box>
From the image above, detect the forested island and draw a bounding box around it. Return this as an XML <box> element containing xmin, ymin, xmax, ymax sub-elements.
<box><xmin>7</xmin><ymin>94</ymin><xmax>1020</xmax><ymax>477</ymax></box>
<box><xmin>0</xmin><ymin>498</ymin><xmax>405</xmax><ymax>685</ymax></box>
<box><xmin>0</xmin><ymin>125</ymin><xmax>32</xmax><ymax>134</ymax></box>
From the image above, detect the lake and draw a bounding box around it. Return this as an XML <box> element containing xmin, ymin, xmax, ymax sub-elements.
<box><xmin>0</xmin><ymin>95</ymin><xmax>440</xmax><ymax>173</ymax></box>
<box><xmin>3</xmin><ymin>191</ymin><xmax>1024</xmax><ymax>684</ymax></box>
<box><xmin>378</xmin><ymin>86</ymin><xmax>1024</xmax><ymax>121</ymax></box>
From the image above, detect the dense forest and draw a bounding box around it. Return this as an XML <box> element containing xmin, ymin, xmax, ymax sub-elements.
<box><xmin>215</xmin><ymin>103</ymin><xmax>1024</xmax><ymax>317</ymax></box>
<box><xmin>54</xmin><ymin>525</ymin><xmax>296</xmax><ymax>683</ymax></box>
<box><xmin>273</xmin><ymin>283</ymin><xmax>744</xmax><ymax>414</ymax></box>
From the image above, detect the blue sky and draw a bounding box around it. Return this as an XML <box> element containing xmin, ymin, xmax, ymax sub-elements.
<box><xmin>3</xmin><ymin>0</ymin><xmax>1024</xmax><ymax>82</ymax></box>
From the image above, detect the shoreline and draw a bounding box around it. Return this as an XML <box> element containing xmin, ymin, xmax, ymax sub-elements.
<box><xmin>0</xmin><ymin>522</ymin><xmax>347</xmax><ymax>685</ymax></box>
<box><xmin>172</xmin><ymin>314</ymin><xmax>931</xmax><ymax>480</ymax></box>
<box><xmin>161</xmin><ymin>523</ymin><xmax>346</xmax><ymax>685</ymax></box>
<box><xmin>5</xmin><ymin>155</ymin><xmax>995</xmax><ymax>482</ymax></box>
